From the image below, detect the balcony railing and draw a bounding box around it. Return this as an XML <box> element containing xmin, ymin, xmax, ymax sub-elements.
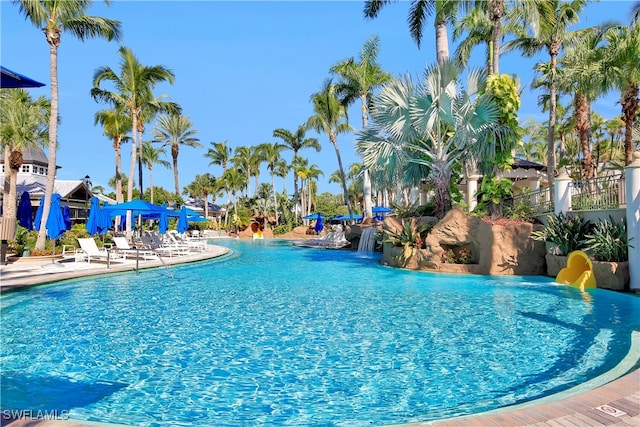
<box><xmin>570</xmin><ymin>175</ymin><xmax>625</xmax><ymax>211</ymax></box>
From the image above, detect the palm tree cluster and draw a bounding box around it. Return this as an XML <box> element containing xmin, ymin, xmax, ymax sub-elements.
<box><xmin>3</xmin><ymin>1</ymin><xmax>639</xmax><ymax>245</ymax></box>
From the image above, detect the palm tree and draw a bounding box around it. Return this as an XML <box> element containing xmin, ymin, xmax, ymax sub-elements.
<box><xmin>258</xmin><ymin>142</ymin><xmax>286</xmax><ymax>223</ymax></box>
<box><xmin>504</xmin><ymin>0</ymin><xmax>586</xmax><ymax>197</ymax></box>
<box><xmin>272</xmin><ymin>125</ymin><xmax>320</xmax><ymax>217</ymax></box>
<box><xmin>0</xmin><ymin>90</ymin><xmax>49</xmax><ymax>223</ymax></box>
<box><xmin>14</xmin><ymin>0</ymin><xmax>121</xmax><ymax>250</ymax></box>
<box><xmin>205</xmin><ymin>140</ymin><xmax>232</xmax><ymax>173</ymax></box>
<box><xmin>330</xmin><ymin>35</ymin><xmax>391</xmax><ymax>218</ymax></box>
<box><xmin>152</xmin><ymin>113</ymin><xmax>202</xmax><ymax>196</ymax></box>
<box><xmin>604</xmin><ymin>21</ymin><xmax>640</xmax><ymax>164</ymax></box>
<box><xmin>307</xmin><ymin>79</ymin><xmax>355</xmax><ymax>222</ymax></box>
<box><xmin>140</xmin><ymin>141</ymin><xmax>170</xmax><ymax>204</ymax></box>
<box><xmin>183</xmin><ymin>173</ymin><xmax>217</xmax><ymax>219</ymax></box>
<box><xmin>363</xmin><ymin>0</ymin><xmax>460</xmax><ymax>62</ymax></box>
<box><xmin>91</xmin><ymin>46</ymin><xmax>175</xmax><ymax>239</ymax></box>
<box><xmin>559</xmin><ymin>24</ymin><xmax>613</xmax><ymax>178</ymax></box>
<box><xmin>356</xmin><ymin>60</ymin><xmax>511</xmax><ymax>217</ymax></box>
<box><xmin>94</xmin><ymin>106</ymin><xmax>131</xmax><ymax>203</ymax></box>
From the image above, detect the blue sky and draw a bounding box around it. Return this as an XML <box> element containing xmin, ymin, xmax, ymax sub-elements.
<box><xmin>1</xmin><ymin>0</ymin><xmax>634</xmax><ymax>197</ymax></box>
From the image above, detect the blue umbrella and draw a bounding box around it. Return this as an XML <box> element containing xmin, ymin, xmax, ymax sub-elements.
<box><xmin>33</xmin><ymin>196</ymin><xmax>44</xmax><ymax>231</ymax></box>
<box><xmin>314</xmin><ymin>213</ymin><xmax>324</xmax><ymax>233</ymax></box>
<box><xmin>45</xmin><ymin>194</ymin><xmax>66</xmax><ymax>240</ymax></box>
<box><xmin>18</xmin><ymin>191</ymin><xmax>32</xmax><ymax>230</ymax></box>
<box><xmin>331</xmin><ymin>214</ymin><xmax>364</xmax><ymax>222</ymax></box>
<box><xmin>177</xmin><ymin>206</ymin><xmax>189</xmax><ymax>233</ymax></box>
<box><xmin>303</xmin><ymin>212</ymin><xmax>326</xmax><ymax>220</ymax></box>
<box><xmin>1</xmin><ymin>66</ymin><xmax>45</xmax><ymax>88</ymax></box>
<box><xmin>97</xmin><ymin>202</ymin><xmax>112</xmax><ymax>235</ymax></box>
<box><xmin>158</xmin><ymin>203</ymin><xmax>169</xmax><ymax>235</ymax></box>
<box><xmin>372</xmin><ymin>206</ymin><xmax>394</xmax><ymax>214</ymax></box>
<box><xmin>63</xmin><ymin>205</ymin><xmax>72</xmax><ymax>230</ymax></box>
<box><xmin>86</xmin><ymin>196</ymin><xmax>101</xmax><ymax>236</ymax></box>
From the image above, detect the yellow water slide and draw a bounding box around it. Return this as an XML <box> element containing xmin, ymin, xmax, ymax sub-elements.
<box><xmin>556</xmin><ymin>250</ymin><xmax>597</xmax><ymax>291</ymax></box>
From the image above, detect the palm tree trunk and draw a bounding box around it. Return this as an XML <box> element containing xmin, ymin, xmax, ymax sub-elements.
<box><xmin>546</xmin><ymin>51</ymin><xmax>558</xmax><ymax>203</ymax></box>
<box><xmin>622</xmin><ymin>83</ymin><xmax>639</xmax><ymax>165</ymax></box>
<box><xmin>127</xmin><ymin>114</ymin><xmax>138</xmax><ymax>241</ymax></box>
<box><xmin>4</xmin><ymin>150</ymin><xmax>18</xmax><ymax>222</ymax></box>
<box><xmin>172</xmin><ymin>143</ymin><xmax>180</xmax><ymax>196</ymax></box>
<box><xmin>114</xmin><ymin>137</ymin><xmax>123</xmax><ymax>203</ymax></box>
<box><xmin>138</xmin><ymin>129</ymin><xmax>144</xmax><ymax>197</ymax></box>
<box><xmin>330</xmin><ymin>134</ymin><xmax>355</xmax><ymax>223</ymax></box>
<box><xmin>435</xmin><ymin>19</ymin><xmax>450</xmax><ymax>63</ymax></box>
<box><xmin>490</xmin><ymin>0</ymin><xmax>504</xmax><ymax>75</ymax></box>
<box><xmin>575</xmin><ymin>93</ymin><xmax>595</xmax><ymax>178</ymax></box>
<box><xmin>149</xmin><ymin>166</ymin><xmax>155</xmax><ymax>204</ymax></box>
<box><xmin>271</xmin><ymin>173</ymin><xmax>278</xmax><ymax>224</ymax></box>
<box><xmin>36</xmin><ymin>42</ymin><xmax>60</xmax><ymax>250</ymax></box>
<box><xmin>361</xmin><ymin>94</ymin><xmax>373</xmax><ymax>218</ymax></box>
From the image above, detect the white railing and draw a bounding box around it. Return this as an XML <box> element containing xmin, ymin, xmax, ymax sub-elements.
<box><xmin>570</xmin><ymin>176</ymin><xmax>625</xmax><ymax>211</ymax></box>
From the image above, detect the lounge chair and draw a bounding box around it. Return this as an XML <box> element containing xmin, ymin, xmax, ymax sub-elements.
<box><xmin>76</xmin><ymin>238</ymin><xmax>125</xmax><ymax>264</ymax></box>
<box><xmin>167</xmin><ymin>230</ymin><xmax>207</xmax><ymax>252</ymax></box>
<box><xmin>292</xmin><ymin>229</ymin><xmax>351</xmax><ymax>249</ymax></box>
<box><xmin>112</xmin><ymin>237</ymin><xmax>157</xmax><ymax>260</ymax></box>
<box><xmin>140</xmin><ymin>232</ymin><xmax>188</xmax><ymax>257</ymax></box>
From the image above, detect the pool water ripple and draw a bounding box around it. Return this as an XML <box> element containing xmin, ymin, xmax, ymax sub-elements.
<box><xmin>1</xmin><ymin>239</ymin><xmax>639</xmax><ymax>426</ymax></box>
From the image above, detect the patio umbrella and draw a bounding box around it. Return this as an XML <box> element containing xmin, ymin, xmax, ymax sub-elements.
<box><xmin>158</xmin><ymin>203</ymin><xmax>169</xmax><ymax>234</ymax></box>
<box><xmin>372</xmin><ymin>206</ymin><xmax>394</xmax><ymax>214</ymax></box>
<box><xmin>46</xmin><ymin>194</ymin><xmax>66</xmax><ymax>240</ymax></box>
<box><xmin>0</xmin><ymin>66</ymin><xmax>45</xmax><ymax>88</ymax></box>
<box><xmin>314</xmin><ymin>212</ymin><xmax>324</xmax><ymax>233</ymax></box>
<box><xmin>18</xmin><ymin>191</ymin><xmax>32</xmax><ymax>230</ymax></box>
<box><xmin>33</xmin><ymin>195</ymin><xmax>44</xmax><ymax>231</ymax></box>
<box><xmin>177</xmin><ymin>206</ymin><xmax>189</xmax><ymax>233</ymax></box>
<box><xmin>85</xmin><ymin>197</ymin><xmax>101</xmax><ymax>236</ymax></box>
<box><xmin>63</xmin><ymin>206</ymin><xmax>72</xmax><ymax>230</ymax></box>
<box><xmin>303</xmin><ymin>212</ymin><xmax>326</xmax><ymax>220</ymax></box>
<box><xmin>97</xmin><ymin>202</ymin><xmax>112</xmax><ymax>235</ymax></box>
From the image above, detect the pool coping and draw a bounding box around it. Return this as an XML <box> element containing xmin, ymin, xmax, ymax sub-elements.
<box><xmin>1</xmin><ymin>243</ymin><xmax>638</xmax><ymax>427</ymax></box>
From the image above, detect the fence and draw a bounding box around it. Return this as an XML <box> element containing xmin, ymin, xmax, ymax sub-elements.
<box><xmin>570</xmin><ymin>175</ymin><xmax>625</xmax><ymax>211</ymax></box>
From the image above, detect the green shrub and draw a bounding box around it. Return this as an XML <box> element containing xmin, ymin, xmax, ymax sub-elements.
<box><xmin>531</xmin><ymin>212</ymin><xmax>591</xmax><ymax>255</ymax></box>
<box><xmin>382</xmin><ymin>218</ymin><xmax>434</xmax><ymax>264</ymax></box>
<box><xmin>584</xmin><ymin>217</ymin><xmax>631</xmax><ymax>262</ymax></box>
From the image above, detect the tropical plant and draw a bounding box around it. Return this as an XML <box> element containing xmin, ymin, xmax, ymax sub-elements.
<box><xmin>504</xmin><ymin>0</ymin><xmax>586</xmax><ymax>198</ymax></box>
<box><xmin>306</xmin><ymin>79</ymin><xmax>355</xmax><ymax>222</ymax></box>
<box><xmin>14</xmin><ymin>0</ymin><xmax>121</xmax><ymax>250</ymax></box>
<box><xmin>91</xmin><ymin>46</ymin><xmax>176</xmax><ymax>239</ymax></box>
<box><xmin>152</xmin><ymin>113</ymin><xmax>201</xmax><ymax>196</ymax></box>
<box><xmin>257</xmin><ymin>142</ymin><xmax>286</xmax><ymax>223</ymax></box>
<box><xmin>140</xmin><ymin>141</ymin><xmax>170</xmax><ymax>204</ymax></box>
<box><xmin>356</xmin><ymin>60</ymin><xmax>513</xmax><ymax>218</ymax></box>
<box><xmin>0</xmin><ymin>89</ymin><xmax>49</xmax><ymax>223</ymax></box>
<box><xmin>382</xmin><ymin>217</ymin><xmax>434</xmax><ymax>264</ymax></box>
<box><xmin>94</xmin><ymin>106</ymin><xmax>131</xmax><ymax>203</ymax></box>
<box><xmin>330</xmin><ymin>35</ymin><xmax>392</xmax><ymax>217</ymax></box>
<box><xmin>531</xmin><ymin>212</ymin><xmax>591</xmax><ymax>256</ymax></box>
<box><xmin>273</xmin><ymin>125</ymin><xmax>320</xmax><ymax>217</ymax></box>
<box><xmin>182</xmin><ymin>173</ymin><xmax>217</xmax><ymax>219</ymax></box>
<box><xmin>475</xmin><ymin>176</ymin><xmax>514</xmax><ymax>218</ymax></box>
<box><xmin>483</xmin><ymin>74</ymin><xmax>521</xmax><ymax>172</ymax></box>
<box><xmin>584</xmin><ymin>217</ymin><xmax>631</xmax><ymax>262</ymax></box>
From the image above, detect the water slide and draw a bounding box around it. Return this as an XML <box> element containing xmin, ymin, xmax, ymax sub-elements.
<box><xmin>556</xmin><ymin>250</ymin><xmax>597</xmax><ymax>291</ymax></box>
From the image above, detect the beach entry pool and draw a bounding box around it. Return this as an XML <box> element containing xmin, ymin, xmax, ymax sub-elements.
<box><xmin>1</xmin><ymin>239</ymin><xmax>639</xmax><ymax>426</ymax></box>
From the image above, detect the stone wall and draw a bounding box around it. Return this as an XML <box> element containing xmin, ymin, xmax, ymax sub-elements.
<box><xmin>382</xmin><ymin>207</ymin><xmax>546</xmax><ymax>276</ymax></box>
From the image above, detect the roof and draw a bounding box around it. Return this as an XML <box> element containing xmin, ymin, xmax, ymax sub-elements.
<box><xmin>512</xmin><ymin>158</ymin><xmax>546</xmax><ymax>171</ymax></box>
<box><xmin>0</xmin><ymin>147</ymin><xmax>59</xmax><ymax>169</ymax></box>
<box><xmin>11</xmin><ymin>175</ymin><xmax>89</xmax><ymax>199</ymax></box>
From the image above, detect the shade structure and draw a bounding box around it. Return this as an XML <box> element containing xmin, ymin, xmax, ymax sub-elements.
<box><xmin>303</xmin><ymin>212</ymin><xmax>326</xmax><ymax>220</ymax></box>
<box><xmin>158</xmin><ymin>204</ymin><xmax>169</xmax><ymax>234</ymax></box>
<box><xmin>44</xmin><ymin>194</ymin><xmax>66</xmax><ymax>240</ymax></box>
<box><xmin>85</xmin><ymin>197</ymin><xmax>101</xmax><ymax>236</ymax></box>
<box><xmin>103</xmin><ymin>200</ymin><xmax>164</xmax><ymax>217</ymax></box>
<box><xmin>176</xmin><ymin>206</ymin><xmax>189</xmax><ymax>233</ymax></box>
<box><xmin>314</xmin><ymin>213</ymin><xmax>324</xmax><ymax>233</ymax></box>
<box><xmin>372</xmin><ymin>206</ymin><xmax>394</xmax><ymax>214</ymax></box>
<box><xmin>18</xmin><ymin>191</ymin><xmax>32</xmax><ymax>230</ymax></box>
<box><xmin>1</xmin><ymin>66</ymin><xmax>45</xmax><ymax>88</ymax></box>
<box><xmin>63</xmin><ymin>206</ymin><xmax>72</xmax><ymax>230</ymax></box>
<box><xmin>331</xmin><ymin>214</ymin><xmax>363</xmax><ymax>222</ymax></box>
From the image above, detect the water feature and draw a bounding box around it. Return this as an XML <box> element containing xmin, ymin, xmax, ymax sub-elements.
<box><xmin>1</xmin><ymin>239</ymin><xmax>639</xmax><ymax>426</ymax></box>
<box><xmin>357</xmin><ymin>227</ymin><xmax>377</xmax><ymax>257</ymax></box>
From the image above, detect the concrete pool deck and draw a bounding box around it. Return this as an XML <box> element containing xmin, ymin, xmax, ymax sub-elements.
<box><xmin>1</xmin><ymin>243</ymin><xmax>638</xmax><ymax>427</ymax></box>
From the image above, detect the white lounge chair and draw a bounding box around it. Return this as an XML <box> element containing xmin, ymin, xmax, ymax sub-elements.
<box><xmin>112</xmin><ymin>237</ymin><xmax>157</xmax><ymax>260</ymax></box>
<box><xmin>76</xmin><ymin>238</ymin><xmax>125</xmax><ymax>264</ymax></box>
<box><xmin>141</xmin><ymin>232</ymin><xmax>188</xmax><ymax>257</ymax></box>
<box><xmin>168</xmin><ymin>230</ymin><xmax>207</xmax><ymax>252</ymax></box>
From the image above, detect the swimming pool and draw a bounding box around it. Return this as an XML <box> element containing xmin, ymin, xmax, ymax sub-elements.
<box><xmin>1</xmin><ymin>239</ymin><xmax>639</xmax><ymax>426</ymax></box>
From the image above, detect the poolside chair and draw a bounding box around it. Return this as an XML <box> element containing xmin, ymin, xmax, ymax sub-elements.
<box><xmin>76</xmin><ymin>238</ymin><xmax>125</xmax><ymax>264</ymax></box>
<box><xmin>167</xmin><ymin>230</ymin><xmax>207</xmax><ymax>252</ymax></box>
<box><xmin>112</xmin><ymin>237</ymin><xmax>158</xmax><ymax>260</ymax></box>
<box><xmin>140</xmin><ymin>232</ymin><xmax>189</xmax><ymax>257</ymax></box>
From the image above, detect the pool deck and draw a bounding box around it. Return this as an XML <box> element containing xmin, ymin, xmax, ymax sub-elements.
<box><xmin>1</xmin><ymin>243</ymin><xmax>638</xmax><ymax>427</ymax></box>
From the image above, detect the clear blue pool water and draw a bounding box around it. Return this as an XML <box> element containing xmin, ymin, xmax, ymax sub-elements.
<box><xmin>1</xmin><ymin>239</ymin><xmax>639</xmax><ymax>426</ymax></box>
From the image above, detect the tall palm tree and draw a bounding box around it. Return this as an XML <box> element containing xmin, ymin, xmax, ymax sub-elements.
<box><xmin>140</xmin><ymin>141</ymin><xmax>170</xmax><ymax>204</ymax></box>
<box><xmin>604</xmin><ymin>21</ymin><xmax>640</xmax><ymax>165</ymax></box>
<box><xmin>307</xmin><ymin>79</ymin><xmax>355</xmax><ymax>222</ymax></box>
<box><xmin>91</xmin><ymin>46</ymin><xmax>175</xmax><ymax>239</ymax></box>
<box><xmin>356</xmin><ymin>60</ymin><xmax>511</xmax><ymax>217</ymax></box>
<box><xmin>183</xmin><ymin>173</ymin><xmax>217</xmax><ymax>219</ymax></box>
<box><xmin>0</xmin><ymin>90</ymin><xmax>49</xmax><ymax>223</ymax></box>
<box><xmin>272</xmin><ymin>125</ymin><xmax>320</xmax><ymax>216</ymax></box>
<box><xmin>258</xmin><ymin>142</ymin><xmax>286</xmax><ymax>223</ymax></box>
<box><xmin>205</xmin><ymin>140</ymin><xmax>232</xmax><ymax>210</ymax></box>
<box><xmin>152</xmin><ymin>113</ymin><xmax>202</xmax><ymax>196</ymax></box>
<box><xmin>14</xmin><ymin>0</ymin><xmax>121</xmax><ymax>250</ymax></box>
<box><xmin>232</xmin><ymin>146</ymin><xmax>255</xmax><ymax>196</ymax></box>
<box><xmin>559</xmin><ymin>24</ymin><xmax>613</xmax><ymax>178</ymax></box>
<box><xmin>364</xmin><ymin>0</ymin><xmax>460</xmax><ymax>62</ymax></box>
<box><xmin>330</xmin><ymin>35</ymin><xmax>391</xmax><ymax>217</ymax></box>
<box><xmin>94</xmin><ymin>106</ymin><xmax>131</xmax><ymax>203</ymax></box>
<box><xmin>504</xmin><ymin>0</ymin><xmax>586</xmax><ymax>197</ymax></box>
